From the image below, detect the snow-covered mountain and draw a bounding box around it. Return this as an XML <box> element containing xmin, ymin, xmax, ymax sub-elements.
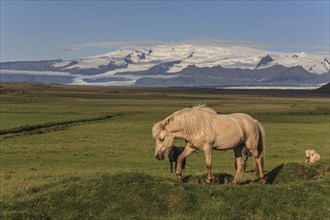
<box><xmin>1</xmin><ymin>44</ymin><xmax>329</xmax><ymax>87</ymax></box>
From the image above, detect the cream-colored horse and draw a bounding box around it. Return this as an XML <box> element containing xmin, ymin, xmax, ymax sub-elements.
<box><xmin>152</xmin><ymin>105</ymin><xmax>266</xmax><ymax>184</ymax></box>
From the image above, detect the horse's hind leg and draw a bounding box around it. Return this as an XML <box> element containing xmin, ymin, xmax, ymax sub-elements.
<box><xmin>254</xmin><ymin>156</ymin><xmax>265</xmax><ymax>183</ymax></box>
<box><xmin>251</xmin><ymin>150</ymin><xmax>265</xmax><ymax>183</ymax></box>
<box><xmin>254</xmin><ymin>159</ymin><xmax>259</xmax><ymax>176</ymax></box>
<box><xmin>233</xmin><ymin>157</ymin><xmax>243</xmax><ymax>184</ymax></box>
<box><xmin>245</xmin><ymin>136</ymin><xmax>266</xmax><ymax>183</ymax></box>
<box><xmin>233</xmin><ymin>145</ymin><xmax>244</xmax><ymax>184</ymax></box>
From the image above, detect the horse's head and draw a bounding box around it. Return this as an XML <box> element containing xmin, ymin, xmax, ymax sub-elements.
<box><xmin>152</xmin><ymin>121</ymin><xmax>175</xmax><ymax>160</ymax></box>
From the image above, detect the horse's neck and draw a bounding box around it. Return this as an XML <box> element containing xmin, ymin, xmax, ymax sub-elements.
<box><xmin>172</xmin><ymin>131</ymin><xmax>189</xmax><ymax>140</ymax></box>
<box><xmin>166</xmin><ymin>122</ymin><xmax>189</xmax><ymax>140</ymax></box>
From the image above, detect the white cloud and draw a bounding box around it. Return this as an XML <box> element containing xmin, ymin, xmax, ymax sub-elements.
<box><xmin>56</xmin><ymin>38</ymin><xmax>270</xmax><ymax>52</ymax></box>
<box><xmin>56</xmin><ymin>40</ymin><xmax>166</xmax><ymax>52</ymax></box>
<box><xmin>183</xmin><ymin>38</ymin><xmax>270</xmax><ymax>49</ymax></box>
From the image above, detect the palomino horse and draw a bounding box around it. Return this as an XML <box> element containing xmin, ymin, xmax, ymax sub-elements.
<box><xmin>152</xmin><ymin>105</ymin><xmax>266</xmax><ymax>184</ymax></box>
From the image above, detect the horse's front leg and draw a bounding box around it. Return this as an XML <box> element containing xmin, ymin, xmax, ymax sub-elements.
<box><xmin>176</xmin><ymin>144</ymin><xmax>196</xmax><ymax>180</ymax></box>
<box><xmin>204</xmin><ymin>147</ymin><xmax>213</xmax><ymax>184</ymax></box>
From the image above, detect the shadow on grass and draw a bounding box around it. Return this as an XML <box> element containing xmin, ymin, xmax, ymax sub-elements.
<box><xmin>265</xmin><ymin>164</ymin><xmax>284</xmax><ymax>184</ymax></box>
<box><xmin>181</xmin><ymin>163</ymin><xmax>288</xmax><ymax>185</ymax></box>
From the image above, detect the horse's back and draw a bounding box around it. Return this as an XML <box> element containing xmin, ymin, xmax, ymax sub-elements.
<box><xmin>229</xmin><ymin>113</ymin><xmax>255</xmax><ymax>122</ymax></box>
<box><xmin>211</xmin><ymin>114</ymin><xmax>245</xmax><ymax>149</ymax></box>
<box><xmin>212</xmin><ymin>113</ymin><xmax>259</xmax><ymax>150</ymax></box>
<box><xmin>231</xmin><ymin>112</ymin><xmax>259</xmax><ymax>130</ymax></box>
<box><xmin>229</xmin><ymin>113</ymin><xmax>259</xmax><ymax>129</ymax></box>
<box><xmin>216</xmin><ymin>113</ymin><xmax>256</xmax><ymax>130</ymax></box>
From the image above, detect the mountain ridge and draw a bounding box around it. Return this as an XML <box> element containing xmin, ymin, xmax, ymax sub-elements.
<box><xmin>1</xmin><ymin>44</ymin><xmax>329</xmax><ymax>87</ymax></box>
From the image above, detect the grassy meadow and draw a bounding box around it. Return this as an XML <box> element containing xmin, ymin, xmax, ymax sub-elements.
<box><xmin>0</xmin><ymin>82</ymin><xmax>329</xmax><ymax>219</ymax></box>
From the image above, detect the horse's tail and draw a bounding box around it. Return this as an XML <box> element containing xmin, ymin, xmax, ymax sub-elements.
<box><xmin>256</xmin><ymin>120</ymin><xmax>265</xmax><ymax>169</ymax></box>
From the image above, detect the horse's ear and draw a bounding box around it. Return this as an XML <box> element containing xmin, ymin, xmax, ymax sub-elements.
<box><xmin>164</xmin><ymin>117</ymin><xmax>172</xmax><ymax>126</ymax></box>
<box><xmin>159</xmin><ymin>117</ymin><xmax>172</xmax><ymax>131</ymax></box>
<box><xmin>159</xmin><ymin>123</ymin><xmax>165</xmax><ymax>130</ymax></box>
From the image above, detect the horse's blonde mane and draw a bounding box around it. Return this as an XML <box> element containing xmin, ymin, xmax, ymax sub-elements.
<box><xmin>152</xmin><ymin>122</ymin><xmax>162</xmax><ymax>138</ymax></box>
<box><xmin>192</xmin><ymin>104</ymin><xmax>217</xmax><ymax>114</ymax></box>
<box><xmin>152</xmin><ymin>105</ymin><xmax>217</xmax><ymax>141</ymax></box>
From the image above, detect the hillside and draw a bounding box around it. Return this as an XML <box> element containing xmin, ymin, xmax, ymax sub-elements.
<box><xmin>316</xmin><ymin>83</ymin><xmax>330</xmax><ymax>94</ymax></box>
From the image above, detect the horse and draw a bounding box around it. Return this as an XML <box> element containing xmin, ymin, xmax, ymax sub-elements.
<box><xmin>234</xmin><ymin>144</ymin><xmax>252</xmax><ymax>172</ymax></box>
<box><xmin>168</xmin><ymin>146</ymin><xmax>186</xmax><ymax>173</ymax></box>
<box><xmin>152</xmin><ymin>105</ymin><xmax>266</xmax><ymax>184</ymax></box>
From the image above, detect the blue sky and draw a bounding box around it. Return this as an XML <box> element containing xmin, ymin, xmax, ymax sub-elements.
<box><xmin>1</xmin><ymin>1</ymin><xmax>329</xmax><ymax>61</ymax></box>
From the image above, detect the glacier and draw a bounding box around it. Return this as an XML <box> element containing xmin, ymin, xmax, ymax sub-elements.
<box><xmin>1</xmin><ymin>43</ymin><xmax>329</xmax><ymax>87</ymax></box>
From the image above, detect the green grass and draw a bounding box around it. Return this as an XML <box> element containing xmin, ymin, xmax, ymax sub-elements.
<box><xmin>0</xmin><ymin>83</ymin><xmax>329</xmax><ymax>219</ymax></box>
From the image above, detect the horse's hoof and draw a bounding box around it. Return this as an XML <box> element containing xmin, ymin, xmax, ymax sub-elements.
<box><xmin>232</xmin><ymin>180</ymin><xmax>239</xmax><ymax>184</ymax></box>
<box><xmin>176</xmin><ymin>174</ymin><xmax>182</xmax><ymax>180</ymax></box>
<box><xmin>259</xmin><ymin>177</ymin><xmax>266</xmax><ymax>184</ymax></box>
<box><xmin>205</xmin><ymin>177</ymin><xmax>213</xmax><ymax>184</ymax></box>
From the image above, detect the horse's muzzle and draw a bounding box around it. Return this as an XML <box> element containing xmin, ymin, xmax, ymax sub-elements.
<box><xmin>155</xmin><ymin>153</ymin><xmax>165</xmax><ymax>160</ymax></box>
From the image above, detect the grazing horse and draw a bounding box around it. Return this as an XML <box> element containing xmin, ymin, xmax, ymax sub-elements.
<box><xmin>152</xmin><ymin>105</ymin><xmax>265</xmax><ymax>184</ymax></box>
<box><xmin>168</xmin><ymin>146</ymin><xmax>186</xmax><ymax>173</ymax></box>
<box><xmin>234</xmin><ymin>145</ymin><xmax>252</xmax><ymax>172</ymax></box>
